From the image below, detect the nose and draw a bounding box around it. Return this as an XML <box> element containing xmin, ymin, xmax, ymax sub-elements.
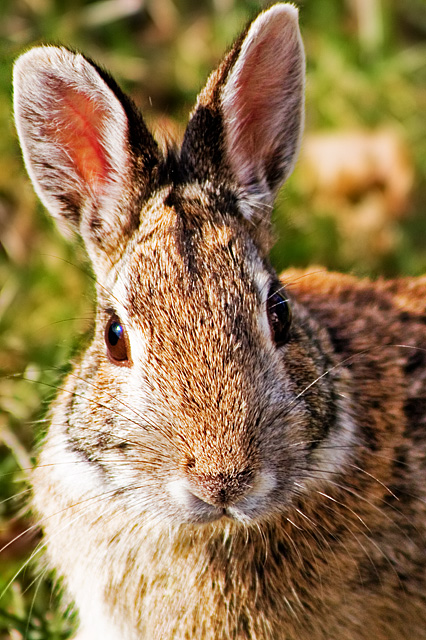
<box><xmin>184</xmin><ymin>466</ymin><xmax>254</xmax><ymax>508</ymax></box>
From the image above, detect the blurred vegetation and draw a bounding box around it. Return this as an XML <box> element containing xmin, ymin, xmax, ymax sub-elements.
<box><xmin>0</xmin><ymin>0</ymin><xmax>425</xmax><ymax>637</ymax></box>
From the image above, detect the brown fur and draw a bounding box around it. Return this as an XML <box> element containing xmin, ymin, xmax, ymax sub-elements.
<box><xmin>13</xmin><ymin>4</ymin><xmax>426</xmax><ymax>639</ymax></box>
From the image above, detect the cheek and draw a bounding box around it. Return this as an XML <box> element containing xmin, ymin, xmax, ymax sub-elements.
<box><xmin>284</xmin><ymin>338</ymin><xmax>322</xmax><ymax>395</ymax></box>
<box><xmin>38</xmin><ymin>425</ymin><xmax>106</xmax><ymax>502</ymax></box>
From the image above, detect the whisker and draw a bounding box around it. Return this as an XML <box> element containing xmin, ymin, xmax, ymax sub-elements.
<box><xmin>0</xmin><ymin>487</ymin><xmax>32</xmax><ymax>508</ymax></box>
<box><xmin>4</xmin><ymin>372</ymin><xmax>177</xmax><ymax>451</ymax></box>
<box><xmin>23</xmin><ymin>564</ymin><xmax>49</xmax><ymax>639</ymax></box>
<box><xmin>316</xmin><ymin>490</ymin><xmax>371</xmax><ymax>532</ymax></box>
<box><xmin>346</xmin><ymin>463</ymin><xmax>398</xmax><ymax>499</ymax></box>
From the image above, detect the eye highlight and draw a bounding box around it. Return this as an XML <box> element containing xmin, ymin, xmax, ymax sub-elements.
<box><xmin>266</xmin><ymin>287</ymin><xmax>292</xmax><ymax>347</ymax></box>
<box><xmin>105</xmin><ymin>314</ymin><xmax>130</xmax><ymax>365</ymax></box>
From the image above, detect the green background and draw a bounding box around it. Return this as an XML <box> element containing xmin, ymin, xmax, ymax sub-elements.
<box><xmin>0</xmin><ymin>0</ymin><xmax>425</xmax><ymax>636</ymax></box>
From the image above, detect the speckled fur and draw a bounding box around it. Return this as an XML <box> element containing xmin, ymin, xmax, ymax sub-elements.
<box><xmin>13</xmin><ymin>4</ymin><xmax>426</xmax><ymax>640</ymax></box>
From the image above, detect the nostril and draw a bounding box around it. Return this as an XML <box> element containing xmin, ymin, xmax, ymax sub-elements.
<box><xmin>185</xmin><ymin>456</ymin><xmax>196</xmax><ymax>471</ymax></box>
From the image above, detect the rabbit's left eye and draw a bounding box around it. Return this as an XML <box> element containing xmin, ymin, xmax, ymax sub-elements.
<box><xmin>105</xmin><ymin>315</ymin><xmax>130</xmax><ymax>365</ymax></box>
<box><xmin>267</xmin><ymin>288</ymin><xmax>292</xmax><ymax>347</ymax></box>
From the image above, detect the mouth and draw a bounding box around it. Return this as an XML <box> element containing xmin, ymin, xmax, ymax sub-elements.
<box><xmin>180</xmin><ymin>500</ymin><xmax>263</xmax><ymax>528</ymax></box>
<box><xmin>166</xmin><ymin>470</ymin><xmax>277</xmax><ymax>525</ymax></box>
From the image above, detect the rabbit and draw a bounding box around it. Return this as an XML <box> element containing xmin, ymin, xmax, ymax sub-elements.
<box><xmin>12</xmin><ymin>3</ymin><xmax>426</xmax><ymax>640</ymax></box>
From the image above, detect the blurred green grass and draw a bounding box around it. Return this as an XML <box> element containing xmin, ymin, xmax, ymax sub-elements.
<box><xmin>0</xmin><ymin>0</ymin><xmax>425</xmax><ymax>637</ymax></box>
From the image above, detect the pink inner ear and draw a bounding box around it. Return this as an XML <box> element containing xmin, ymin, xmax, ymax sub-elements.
<box><xmin>56</xmin><ymin>88</ymin><xmax>110</xmax><ymax>191</ymax></box>
<box><xmin>221</xmin><ymin>7</ymin><xmax>304</xmax><ymax>196</ymax></box>
<box><xmin>232</xmin><ymin>24</ymin><xmax>292</xmax><ymax>157</ymax></box>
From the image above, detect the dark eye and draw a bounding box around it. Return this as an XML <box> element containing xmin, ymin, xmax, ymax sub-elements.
<box><xmin>266</xmin><ymin>287</ymin><xmax>292</xmax><ymax>347</ymax></box>
<box><xmin>105</xmin><ymin>314</ymin><xmax>129</xmax><ymax>365</ymax></box>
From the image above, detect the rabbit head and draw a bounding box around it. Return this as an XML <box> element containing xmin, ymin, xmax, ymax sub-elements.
<box><xmin>13</xmin><ymin>5</ymin><xmax>353</xmax><ymax>528</ymax></box>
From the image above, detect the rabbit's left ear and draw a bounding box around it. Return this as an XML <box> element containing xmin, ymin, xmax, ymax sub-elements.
<box><xmin>181</xmin><ymin>4</ymin><xmax>305</xmax><ymax>224</ymax></box>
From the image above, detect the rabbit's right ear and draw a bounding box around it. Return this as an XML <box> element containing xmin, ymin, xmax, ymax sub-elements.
<box><xmin>181</xmin><ymin>4</ymin><xmax>305</xmax><ymax>229</ymax></box>
<box><xmin>13</xmin><ymin>47</ymin><xmax>161</xmax><ymax>272</ymax></box>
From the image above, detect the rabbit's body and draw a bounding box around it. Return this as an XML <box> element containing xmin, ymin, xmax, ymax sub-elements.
<box><xmin>13</xmin><ymin>4</ymin><xmax>426</xmax><ymax>639</ymax></box>
<box><xmin>34</xmin><ymin>271</ymin><xmax>426</xmax><ymax>640</ymax></box>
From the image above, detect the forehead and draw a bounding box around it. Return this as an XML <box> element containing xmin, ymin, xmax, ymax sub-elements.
<box><xmin>109</xmin><ymin>185</ymin><xmax>274</xmax><ymax>410</ymax></box>
<box><xmin>119</xmin><ymin>185</ymin><xmax>267</xmax><ymax>319</ymax></box>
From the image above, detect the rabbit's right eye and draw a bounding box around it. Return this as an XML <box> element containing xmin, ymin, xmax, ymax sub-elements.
<box><xmin>105</xmin><ymin>315</ymin><xmax>129</xmax><ymax>365</ymax></box>
<box><xmin>266</xmin><ymin>287</ymin><xmax>292</xmax><ymax>347</ymax></box>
